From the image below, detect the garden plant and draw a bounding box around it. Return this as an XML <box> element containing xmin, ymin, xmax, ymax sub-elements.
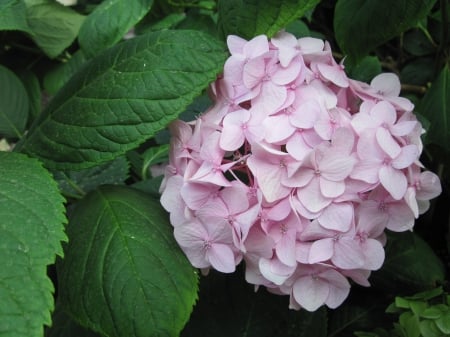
<box><xmin>0</xmin><ymin>0</ymin><xmax>449</xmax><ymax>337</ymax></box>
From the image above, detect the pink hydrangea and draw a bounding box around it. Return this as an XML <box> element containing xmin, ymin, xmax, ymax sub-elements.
<box><xmin>160</xmin><ymin>31</ymin><xmax>442</xmax><ymax>311</ymax></box>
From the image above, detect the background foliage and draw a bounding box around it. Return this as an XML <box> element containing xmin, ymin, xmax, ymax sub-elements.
<box><xmin>0</xmin><ymin>0</ymin><xmax>449</xmax><ymax>336</ymax></box>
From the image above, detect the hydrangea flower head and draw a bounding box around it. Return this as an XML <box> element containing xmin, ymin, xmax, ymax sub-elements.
<box><xmin>160</xmin><ymin>31</ymin><xmax>441</xmax><ymax>311</ymax></box>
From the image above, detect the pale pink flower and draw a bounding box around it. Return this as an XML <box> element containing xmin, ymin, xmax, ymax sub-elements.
<box><xmin>159</xmin><ymin>32</ymin><xmax>440</xmax><ymax>311</ymax></box>
<box><xmin>174</xmin><ymin>217</ymin><xmax>238</xmax><ymax>273</ymax></box>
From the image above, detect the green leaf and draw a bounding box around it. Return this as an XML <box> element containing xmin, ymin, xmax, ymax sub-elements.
<box><xmin>26</xmin><ymin>1</ymin><xmax>85</xmax><ymax>58</ymax></box>
<box><xmin>417</xmin><ymin>65</ymin><xmax>450</xmax><ymax>150</ymax></box>
<box><xmin>45</xmin><ymin>302</ymin><xmax>102</xmax><ymax>337</ymax></box>
<box><xmin>285</xmin><ymin>19</ymin><xmax>311</xmax><ymax>38</ymax></box>
<box><xmin>399</xmin><ymin>312</ymin><xmax>420</xmax><ymax>337</ymax></box>
<box><xmin>217</xmin><ymin>0</ymin><xmax>320</xmax><ymax>39</ymax></box>
<box><xmin>421</xmin><ymin>307</ymin><xmax>444</xmax><ymax>320</ymax></box>
<box><xmin>182</xmin><ymin>269</ymin><xmax>327</xmax><ymax>337</ymax></box>
<box><xmin>78</xmin><ymin>0</ymin><xmax>154</xmax><ymax>58</ymax></box>
<box><xmin>141</xmin><ymin>143</ymin><xmax>169</xmax><ymax>179</ymax></box>
<box><xmin>403</xmin><ymin>29</ymin><xmax>436</xmax><ymax>56</ymax></box>
<box><xmin>57</xmin><ymin>185</ymin><xmax>198</xmax><ymax>337</ymax></box>
<box><xmin>371</xmin><ymin>231</ymin><xmax>445</xmax><ymax>293</ymax></box>
<box><xmin>0</xmin><ymin>152</ymin><xmax>67</xmax><ymax>337</ymax></box>
<box><xmin>405</xmin><ymin>287</ymin><xmax>444</xmax><ymax>301</ymax></box>
<box><xmin>435</xmin><ymin>311</ymin><xmax>450</xmax><ymax>334</ymax></box>
<box><xmin>400</xmin><ymin>57</ymin><xmax>435</xmax><ymax>86</ymax></box>
<box><xmin>19</xmin><ymin>70</ymin><xmax>42</xmax><ymax>122</ymax></box>
<box><xmin>53</xmin><ymin>156</ymin><xmax>129</xmax><ymax>198</ymax></box>
<box><xmin>43</xmin><ymin>50</ymin><xmax>88</xmax><ymax>95</ymax></box>
<box><xmin>17</xmin><ymin>29</ymin><xmax>227</xmax><ymax>170</ymax></box>
<box><xmin>0</xmin><ymin>0</ymin><xmax>31</xmax><ymax>32</ymax></box>
<box><xmin>0</xmin><ymin>65</ymin><xmax>29</xmax><ymax>138</ymax></box>
<box><xmin>345</xmin><ymin>56</ymin><xmax>382</xmax><ymax>83</ymax></box>
<box><xmin>334</xmin><ymin>0</ymin><xmax>437</xmax><ymax>61</ymax></box>
<box><xmin>420</xmin><ymin>319</ymin><xmax>443</xmax><ymax>337</ymax></box>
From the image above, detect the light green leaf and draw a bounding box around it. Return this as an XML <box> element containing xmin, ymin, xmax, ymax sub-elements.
<box><xmin>78</xmin><ymin>0</ymin><xmax>154</xmax><ymax>58</ymax></box>
<box><xmin>417</xmin><ymin>65</ymin><xmax>450</xmax><ymax>150</ymax></box>
<box><xmin>57</xmin><ymin>186</ymin><xmax>198</xmax><ymax>337</ymax></box>
<box><xmin>399</xmin><ymin>312</ymin><xmax>420</xmax><ymax>337</ymax></box>
<box><xmin>435</xmin><ymin>311</ymin><xmax>450</xmax><ymax>334</ymax></box>
<box><xmin>217</xmin><ymin>0</ymin><xmax>320</xmax><ymax>39</ymax></box>
<box><xmin>17</xmin><ymin>29</ymin><xmax>227</xmax><ymax>170</ymax></box>
<box><xmin>420</xmin><ymin>319</ymin><xmax>443</xmax><ymax>337</ymax></box>
<box><xmin>334</xmin><ymin>0</ymin><xmax>437</xmax><ymax>61</ymax></box>
<box><xmin>0</xmin><ymin>0</ymin><xmax>31</xmax><ymax>32</ymax></box>
<box><xmin>371</xmin><ymin>231</ymin><xmax>445</xmax><ymax>292</ymax></box>
<box><xmin>26</xmin><ymin>1</ymin><xmax>85</xmax><ymax>58</ymax></box>
<box><xmin>0</xmin><ymin>65</ymin><xmax>29</xmax><ymax>138</ymax></box>
<box><xmin>0</xmin><ymin>152</ymin><xmax>67</xmax><ymax>337</ymax></box>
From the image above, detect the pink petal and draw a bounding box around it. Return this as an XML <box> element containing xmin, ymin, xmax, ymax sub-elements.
<box><xmin>290</xmin><ymin>100</ymin><xmax>320</xmax><ymax>128</ymax></box>
<box><xmin>416</xmin><ymin>171</ymin><xmax>442</xmax><ymax>200</ymax></box>
<box><xmin>207</xmin><ymin>243</ymin><xmax>236</xmax><ymax>273</ymax></box>
<box><xmin>272</xmin><ymin>62</ymin><xmax>302</xmax><ymax>85</ymax></box>
<box><xmin>220</xmin><ymin>185</ymin><xmax>250</xmax><ymax>214</ymax></box>
<box><xmin>376</xmin><ymin>128</ymin><xmax>401</xmax><ymax>159</ymax></box>
<box><xmin>317</xmin><ymin>63</ymin><xmax>349</xmax><ymax>87</ymax></box>
<box><xmin>320</xmin><ymin>178</ymin><xmax>346</xmax><ymax>198</ymax></box>
<box><xmin>318</xmin><ymin>202</ymin><xmax>353</xmax><ymax>231</ymax></box>
<box><xmin>180</xmin><ymin>182</ymin><xmax>219</xmax><ymax>210</ymax></box>
<box><xmin>276</xmin><ymin>233</ymin><xmax>297</xmax><ymax>267</ymax></box>
<box><xmin>244</xmin><ymin>35</ymin><xmax>269</xmax><ymax>58</ymax></box>
<box><xmin>370</xmin><ymin>73</ymin><xmax>401</xmax><ymax>97</ymax></box>
<box><xmin>253</xmin><ymin>81</ymin><xmax>287</xmax><ymax>114</ymax></box>
<box><xmin>362</xmin><ymin>239</ymin><xmax>385</xmax><ymax>270</ymax></box>
<box><xmin>264</xmin><ymin>114</ymin><xmax>296</xmax><ymax>143</ymax></box>
<box><xmin>332</xmin><ymin>238</ymin><xmax>365</xmax><ymax>269</ymax></box>
<box><xmin>319</xmin><ymin>153</ymin><xmax>355</xmax><ymax>181</ymax></box>
<box><xmin>227</xmin><ymin>35</ymin><xmax>246</xmax><ymax>55</ymax></box>
<box><xmin>297</xmin><ymin>178</ymin><xmax>332</xmax><ymax>213</ymax></box>
<box><xmin>259</xmin><ymin>257</ymin><xmax>295</xmax><ymax>285</ymax></box>
<box><xmin>379</xmin><ymin>166</ymin><xmax>407</xmax><ymax>200</ymax></box>
<box><xmin>293</xmin><ymin>276</ymin><xmax>330</xmax><ymax>311</ymax></box>
<box><xmin>370</xmin><ymin>101</ymin><xmax>397</xmax><ymax>125</ymax></box>
<box><xmin>174</xmin><ymin>220</ymin><xmax>207</xmax><ymax>248</ymax></box>
<box><xmin>308</xmin><ymin>238</ymin><xmax>334</xmax><ymax>264</ymax></box>
<box><xmin>319</xmin><ymin>269</ymin><xmax>350</xmax><ymax>308</ymax></box>
<box><xmin>392</xmin><ymin>145</ymin><xmax>419</xmax><ymax>169</ymax></box>
<box><xmin>243</xmin><ymin>57</ymin><xmax>266</xmax><ymax>89</ymax></box>
<box><xmin>283</xmin><ymin>166</ymin><xmax>315</xmax><ymax>188</ymax></box>
<box><xmin>390</xmin><ymin>121</ymin><xmax>418</xmax><ymax>137</ymax></box>
<box><xmin>386</xmin><ymin>201</ymin><xmax>415</xmax><ymax>231</ymax></box>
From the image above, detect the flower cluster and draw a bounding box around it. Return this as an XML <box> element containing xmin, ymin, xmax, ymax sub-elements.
<box><xmin>160</xmin><ymin>32</ymin><xmax>441</xmax><ymax>311</ymax></box>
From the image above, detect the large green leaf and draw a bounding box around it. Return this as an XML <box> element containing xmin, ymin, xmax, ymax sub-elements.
<box><xmin>78</xmin><ymin>0</ymin><xmax>154</xmax><ymax>58</ymax></box>
<box><xmin>371</xmin><ymin>232</ymin><xmax>445</xmax><ymax>293</ymax></box>
<box><xmin>0</xmin><ymin>0</ymin><xmax>31</xmax><ymax>33</ymax></box>
<box><xmin>334</xmin><ymin>0</ymin><xmax>437</xmax><ymax>61</ymax></box>
<box><xmin>182</xmin><ymin>269</ymin><xmax>327</xmax><ymax>337</ymax></box>
<box><xmin>57</xmin><ymin>186</ymin><xmax>198</xmax><ymax>337</ymax></box>
<box><xmin>217</xmin><ymin>0</ymin><xmax>320</xmax><ymax>39</ymax></box>
<box><xmin>0</xmin><ymin>65</ymin><xmax>29</xmax><ymax>138</ymax></box>
<box><xmin>0</xmin><ymin>152</ymin><xmax>67</xmax><ymax>337</ymax></box>
<box><xmin>17</xmin><ymin>29</ymin><xmax>227</xmax><ymax>170</ymax></box>
<box><xmin>26</xmin><ymin>0</ymin><xmax>85</xmax><ymax>58</ymax></box>
<box><xmin>417</xmin><ymin>65</ymin><xmax>450</xmax><ymax>150</ymax></box>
